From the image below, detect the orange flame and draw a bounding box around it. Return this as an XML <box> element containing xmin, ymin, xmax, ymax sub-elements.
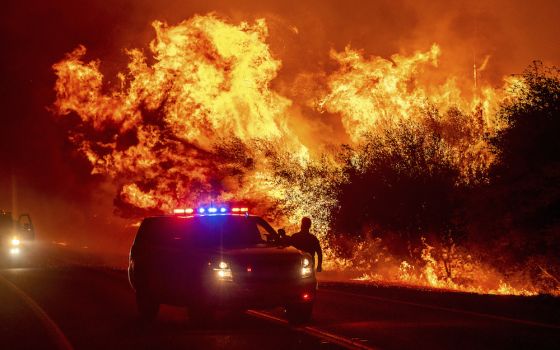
<box><xmin>54</xmin><ymin>16</ymin><xmax>294</xmax><ymax>145</ymax></box>
<box><xmin>52</xmin><ymin>14</ymin><xmax>552</xmax><ymax>296</ymax></box>
<box><xmin>315</xmin><ymin>44</ymin><xmax>521</xmax><ymax>181</ymax></box>
<box><xmin>53</xmin><ymin>15</ymin><xmax>307</xmax><ymax>212</ymax></box>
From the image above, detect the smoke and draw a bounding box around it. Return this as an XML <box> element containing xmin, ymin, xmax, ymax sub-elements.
<box><xmin>1</xmin><ymin>0</ymin><xmax>559</xmax><ymax>266</ymax></box>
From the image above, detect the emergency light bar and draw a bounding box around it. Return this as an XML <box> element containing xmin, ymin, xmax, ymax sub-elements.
<box><xmin>173</xmin><ymin>208</ymin><xmax>194</xmax><ymax>214</ymax></box>
<box><xmin>173</xmin><ymin>206</ymin><xmax>249</xmax><ymax>215</ymax></box>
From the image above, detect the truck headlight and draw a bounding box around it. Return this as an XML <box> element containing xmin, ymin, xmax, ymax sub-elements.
<box><xmin>214</xmin><ymin>261</ymin><xmax>233</xmax><ymax>281</ymax></box>
<box><xmin>11</xmin><ymin>237</ymin><xmax>20</xmax><ymax>246</ymax></box>
<box><xmin>301</xmin><ymin>257</ymin><xmax>312</xmax><ymax>278</ymax></box>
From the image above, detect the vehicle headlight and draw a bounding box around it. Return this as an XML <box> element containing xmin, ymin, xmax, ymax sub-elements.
<box><xmin>11</xmin><ymin>237</ymin><xmax>20</xmax><ymax>246</ymax></box>
<box><xmin>9</xmin><ymin>247</ymin><xmax>20</xmax><ymax>255</ymax></box>
<box><xmin>301</xmin><ymin>257</ymin><xmax>312</xmax><ymax>278</ymax></box>
<box><xmin>214</xmin><ymin>261</ymin><xmax>233</xmax><ymax>281</ymax></box>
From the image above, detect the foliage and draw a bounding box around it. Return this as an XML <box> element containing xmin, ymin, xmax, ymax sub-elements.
<box><xmin>332</xmin><ymin>114</ymin><xmax>467</xmax><ymax>255</ymax></box>
<box><xmin>330</xmin><ymin>63</ymin><xmax>560</xmax><ymax>270</ymax></box>
<box><xmin>482</xmin><ymin>63</ymin><xmax>560</xmax><ymax>256</ymax></box>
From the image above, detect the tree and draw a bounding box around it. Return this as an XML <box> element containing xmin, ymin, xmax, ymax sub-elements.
<box><xmin>482</xmin><ymin>63</ymin><xmax>560</xmax><ymax>256</ymax></box>
<box><xmin>332</xmin><ymin>118</ymin><xmax>464</xmax><ymax>256</ymax></box>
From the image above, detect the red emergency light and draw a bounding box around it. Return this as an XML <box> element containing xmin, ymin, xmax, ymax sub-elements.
<box><xmin>173</xmin><ymin>206</ymin><xmax>248</xmax><ymax>215</ymax></box>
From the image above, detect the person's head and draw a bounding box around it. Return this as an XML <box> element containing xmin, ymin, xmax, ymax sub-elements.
<box><xmin>278</xmin><ymin>228</ymin><xmax>286</xmax><ymax>237</ymax></box>
<box><xmin>300</xmin><ymin>217</ymin><xmax>312</xmax><ymax>233</ymax></box>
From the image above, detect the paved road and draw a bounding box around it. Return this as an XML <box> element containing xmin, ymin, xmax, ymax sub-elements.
<box><xmin>300</xmin><ymin>288</ymin><xmax>560</xmax><ymax>349</ymax></box>
<box><xmin>1</xmin><ymin>247</ymin><xmax>559</xmax><ymax>350</ymax></box>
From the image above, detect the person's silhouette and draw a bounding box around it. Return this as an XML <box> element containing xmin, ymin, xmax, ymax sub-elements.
<box><xmin>289</xmin><ymin>217</ymin><xmax>323</xmax><ymax>272</ymax></box>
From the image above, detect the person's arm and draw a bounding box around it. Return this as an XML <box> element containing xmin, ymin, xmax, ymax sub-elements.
<box><xmin>315</xmin><ymin>238</ymin><xmax>323</xmax><ymax>272</ymax></box>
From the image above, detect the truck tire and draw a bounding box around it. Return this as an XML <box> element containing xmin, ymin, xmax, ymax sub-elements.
<box><xmin>286</xmin><ymin>302</ymin><xmax>313</xmax><ymax>325</ymax></box>
<box><xmin>136</xmin><ymin>292</ymin><xmax>159</xmax><ymax>322</ymax></box>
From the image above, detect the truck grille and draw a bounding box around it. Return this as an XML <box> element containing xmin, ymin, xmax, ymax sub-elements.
<box><xmin>232</xmin><ymin>256</ymin><xmax>300</xmax><ymax>282</ymax></box>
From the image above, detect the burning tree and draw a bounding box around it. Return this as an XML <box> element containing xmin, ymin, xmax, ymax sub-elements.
<box><xmin>329</xmin><ymin>63</ymin><xmax>560</xmax><ymax>294</ymax></box>
<box><xmin>468</xmin><ymin>63</ymin><xmax>560</xmax><ymax>291</ymax></box>
<box><xmin>51</xmin><ymin>13</ymin><xmax>559</xmax><ymax>295</ymax></box>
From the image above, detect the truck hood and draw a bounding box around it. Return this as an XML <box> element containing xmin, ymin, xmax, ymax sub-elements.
<box><xmin>223</xmin><ymin>245</ymin><xmax>303</xmax><ymax>258</ymax></box>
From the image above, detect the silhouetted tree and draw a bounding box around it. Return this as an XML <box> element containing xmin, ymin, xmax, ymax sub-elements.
<box><xmin>478</xmin><ymin>63</ymin><xmax>560</xmax><ymax>257</ymax></box>
<box><xmin>332</xmin><ymin>118</ymin><xmax>465</xmax><ymax>256</ymax></box>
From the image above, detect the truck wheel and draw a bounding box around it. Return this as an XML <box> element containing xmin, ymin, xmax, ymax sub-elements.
<box><xmin>188</xmin><ymin>306</ymin><xmax>216</xmax><ymax>326</ymax></box>
<box><xmin>286</xmin><ymin>302</ymin><xmax>313</xmax><ymax>325</ymax></box>
<box><xmin>136</xmin><ymin>292</ymin><xmax>159</xmax><ymax>322</ymax></box>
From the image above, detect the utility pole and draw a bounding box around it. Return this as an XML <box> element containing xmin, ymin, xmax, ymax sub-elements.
<box><xmin>473</xmin><ymin>55</ymin><xmax>478</xmax><ymax>91</ymax></box>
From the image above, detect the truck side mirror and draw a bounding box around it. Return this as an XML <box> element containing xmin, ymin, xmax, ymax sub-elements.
<box><xmin>18</xmin><ymin>214</ymin><xmax>35</xmax><ymax>240</ymax></box>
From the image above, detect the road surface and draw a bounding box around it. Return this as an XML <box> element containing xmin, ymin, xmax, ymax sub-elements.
<box><xmin>1</xmin><ymin>245</ymin><xmax>559</xmax><ymax>350</ymax></box>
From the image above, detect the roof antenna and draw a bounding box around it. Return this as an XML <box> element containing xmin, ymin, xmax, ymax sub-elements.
<box><xmin>473</xmin><ymin>11</ymin><xmax>479</xmax><ymax>93</ymax></box>
<box><xmin>473</xmin><ymin>53</ymin><xmax>478</xmax><ymax>91</ymax></box>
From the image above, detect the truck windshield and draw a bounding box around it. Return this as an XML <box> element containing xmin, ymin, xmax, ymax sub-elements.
<box><xmin>186</xmin><ymin>216</ymin><xmax>264</xmax><ymax>248</ymax></box>
<box><xmin>137</xmin><ymin>215</ymin><xmax>275</xmax><ymax>249</ymax></box>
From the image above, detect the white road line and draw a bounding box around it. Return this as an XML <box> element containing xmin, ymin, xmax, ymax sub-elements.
<box><xmin>320</xmin><ymin>288</ymin><xmax>560</xmax><ymax>330</ymax></box>
<box><xmin>246</xmin><ymin>310</ymin><xmax>378</xmax><ymax>350</ymax></box>
<box><xmin>0</xmin><ymin>273</ymin><xmax>74</xmax><ymax>350</ymax></box>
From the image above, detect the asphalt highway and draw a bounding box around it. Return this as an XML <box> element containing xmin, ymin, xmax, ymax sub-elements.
<box><xmin>1</xmin><ymin>246</ymin><xmax>559</xmax><ymax>350</ymax></box>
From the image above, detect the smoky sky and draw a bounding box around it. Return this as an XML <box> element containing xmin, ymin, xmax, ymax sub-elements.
<box><xmin>1</xmin><ymin>0</ymin><xmax>559</xmax><ymax>249</ymax></box>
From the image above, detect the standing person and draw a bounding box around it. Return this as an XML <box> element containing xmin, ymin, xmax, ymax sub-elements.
<box><xmin>290</xmin><ymin>217</ymin><xmax>323</xmax><ymax>272</ymax></box>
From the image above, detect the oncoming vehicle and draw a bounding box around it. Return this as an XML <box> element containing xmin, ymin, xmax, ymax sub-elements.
<box><xmin>0</xmin><ymin>210</ymin><xmax>34</xmax><ymax>259</ymax></box>
<box><xmin>128</xmin><ymin>206</ymin><xmax>317</xmax><ymax>325</ymax></box>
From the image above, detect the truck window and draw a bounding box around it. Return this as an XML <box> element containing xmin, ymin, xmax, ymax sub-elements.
<box><xmin>187</xmin><ymin>216</ymin><xmax>264</xmax><ymax>248</ymax></box>
<box><xmin>134</xmin><ymin>217</ymin><xmax>186</xmax><ymax>248</ymax></box>
<box><xmin>134</xmin><ymin>216</ymin><xmax>270</xmax><ymax>250</ymax></box>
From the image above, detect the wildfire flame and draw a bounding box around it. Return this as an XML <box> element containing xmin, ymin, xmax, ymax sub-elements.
<box><xmin>52</xmin><ymin>14</ymin><xmax>555</xmax><ymax>296</ymax></box>
<box><xmin>53</xmin><ymin>14</ymin><xmax>307</xmax><ymax>212</ymax></box>
<box><xmin>347</xmin><ymin>237</ymin><xmax>543</xmax><ymax>296</ymax></box>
